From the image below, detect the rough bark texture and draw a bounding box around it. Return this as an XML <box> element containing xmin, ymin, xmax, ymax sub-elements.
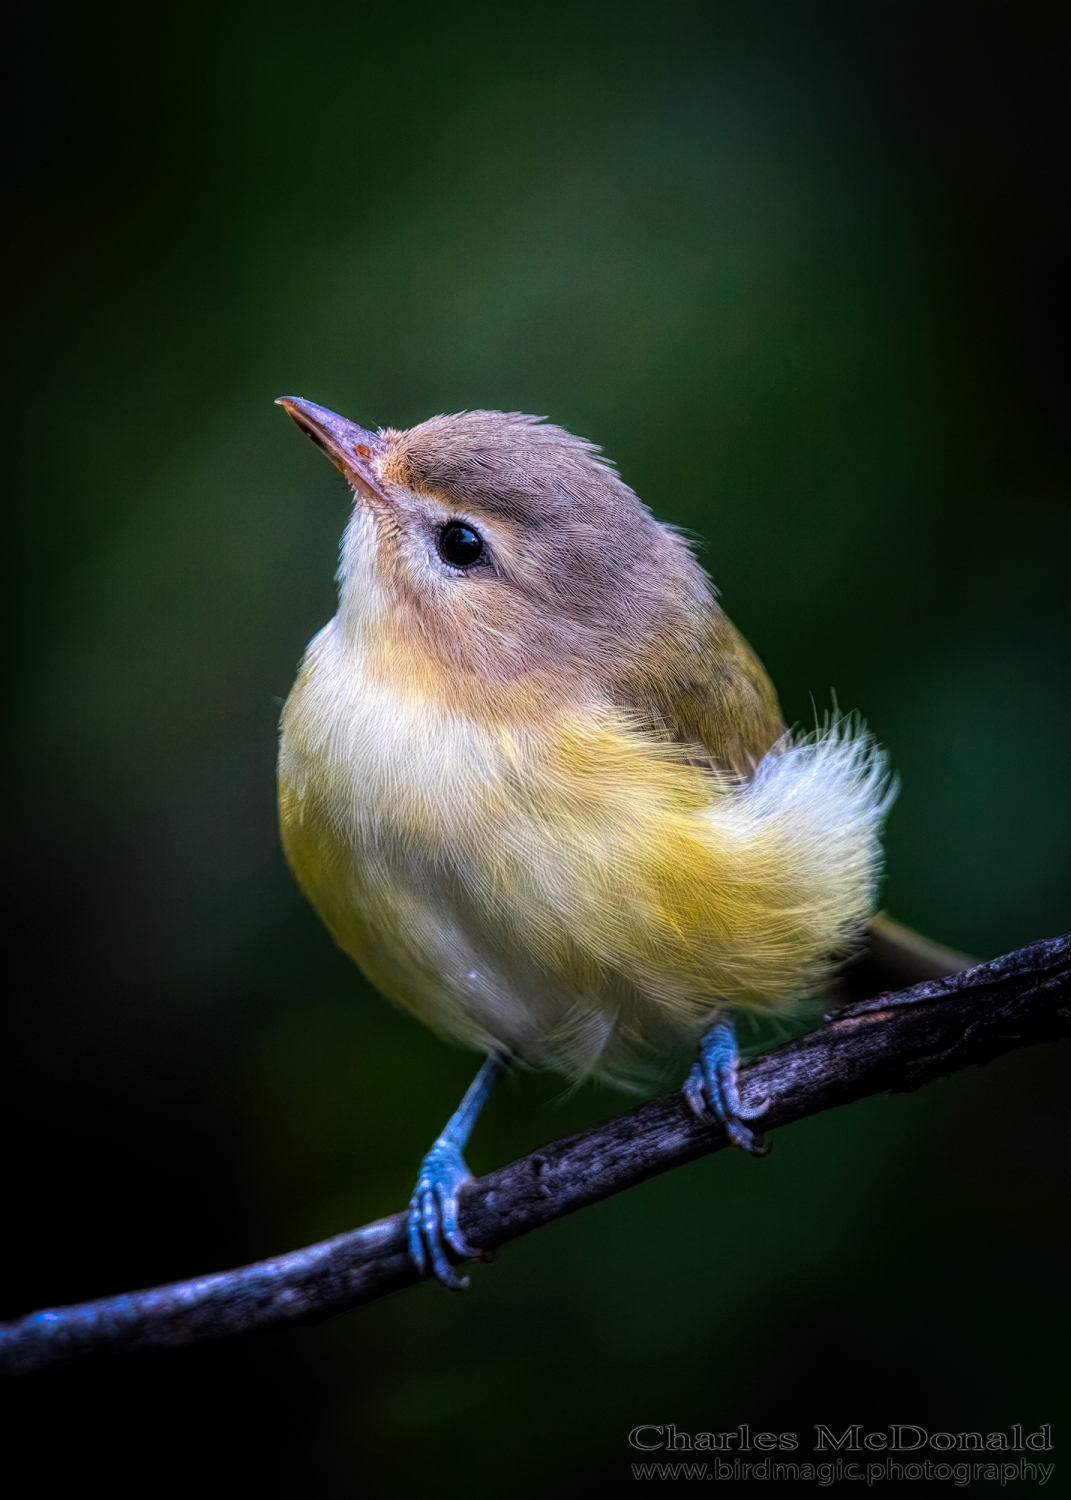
<box><xmin>2</xmin><ymin>934</ymin><xmax>1069</xmax><ymax>1378</ymax></box>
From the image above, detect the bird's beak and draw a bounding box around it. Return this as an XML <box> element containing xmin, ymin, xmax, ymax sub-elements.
<box><xmin>276</xmin><ymin>396</ymin><xmax>389</xmax><ymax>507</ymax></box>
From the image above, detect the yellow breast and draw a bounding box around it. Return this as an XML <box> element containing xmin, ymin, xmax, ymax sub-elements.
<box><xmin>278</xmin><ymin>618</ymin><xmax>888</xmax><ymax>1087</ymax></box>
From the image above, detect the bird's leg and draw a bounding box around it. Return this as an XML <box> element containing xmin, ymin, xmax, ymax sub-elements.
<box><xmin>684</xmin><ymin>1018</ymin><xmax>770</xmax><ymax>1156</ymax></box>
<box><xmin>407</xmin><ymin>1052</ymin><xmax>507</xmax><ymax>1289</ymax></box>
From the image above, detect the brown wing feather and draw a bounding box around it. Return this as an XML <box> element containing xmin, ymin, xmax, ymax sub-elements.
<box><xmin>628</xmin><ymin>604</ymin><xmax>784</xmax><ymax>778</ymax></box>
<box><xmin>625</xmin><ymin>608</ymin><xmax>973</xmax><ymax>992</ymax></box>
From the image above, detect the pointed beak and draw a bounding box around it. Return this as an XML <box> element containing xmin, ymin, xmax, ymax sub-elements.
<box><xmin>276</xmin><ymin>396</ymin><xmax>389</xmax><ymax>506</ymax></box>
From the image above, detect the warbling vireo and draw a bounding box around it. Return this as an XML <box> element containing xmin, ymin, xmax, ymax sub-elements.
<box><xmin>276</xmin><ymin>398</ymin><xmax>944</xmax><ymax>1288</ymax></box>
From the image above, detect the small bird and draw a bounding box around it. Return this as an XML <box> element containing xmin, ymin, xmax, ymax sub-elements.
<box><xmin>276</xmin><ymin>398</ymin><xmax>943</xmax><ymax>1288</ymax></box>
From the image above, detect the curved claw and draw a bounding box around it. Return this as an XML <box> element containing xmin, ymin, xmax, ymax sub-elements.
<box><xmin>683</xmin><ymin>1062</ymin><xmax>707</xmax><ymax>1120</ymax></box>
<box><xmin>725</xmin><ymin>1116</ymin><xmax>771</xmax><ymax>1156</ymax></box>
<box><xmin>684</xmin><ymin>1022</ymin><xmax>771</xmax><ymax>1157</ymax></box>
<box><xmin>407</xmin><ymin>1139</ymin><xmax>478</xmax><ymax>1289</ymax></box>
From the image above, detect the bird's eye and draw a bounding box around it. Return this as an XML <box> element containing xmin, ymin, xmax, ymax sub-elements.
<box><xmin>438</xmin><ymin>521</ymin><xmax>484</xmax><ymax>567</ymax></box>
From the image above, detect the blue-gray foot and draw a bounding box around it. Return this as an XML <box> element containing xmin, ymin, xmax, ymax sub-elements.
<box><xmin>684</xmin><ymin>1019</ymin><xmax>770</xmax><ymax>1155</ymax></box>
<box><xmin>407</xmin><ymin>1138</ymin><xmax>478</xmax><ymax>1290</ymax></box>
<box><xmin>406</xmin><ymin>1052</ymin><xmax>507</xmax><ymax>1289</ymax></box>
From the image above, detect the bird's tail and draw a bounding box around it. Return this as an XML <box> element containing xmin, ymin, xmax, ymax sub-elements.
<box><xmin>840</xmin><ymin>912</ymin><xmax>974</xmax><ymax>1002</ymax></box>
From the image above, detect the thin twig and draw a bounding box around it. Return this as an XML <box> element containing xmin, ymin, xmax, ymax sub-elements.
<box><xmin>2</xmin><ymin>934</ymin><xmax>1069</xmax><ymax>1378</ymax></box>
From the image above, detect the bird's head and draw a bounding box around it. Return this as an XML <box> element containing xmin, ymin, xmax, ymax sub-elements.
<box><xmin>278</xmin><ymin>398</ymin><xmax>712</xmax><ymax>702</ymax></box>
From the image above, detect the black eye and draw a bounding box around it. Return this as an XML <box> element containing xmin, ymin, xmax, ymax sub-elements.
<box><xmin>439</xmin><ymin>521</ymin><xmax>484</xmax><ymax>567</ymax></box>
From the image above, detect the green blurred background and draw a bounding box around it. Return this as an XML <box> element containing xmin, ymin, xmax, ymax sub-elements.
<box><xmin>2</xmin><ymin>1</ymin><xmax>1068</xmax><ymax>1491</ymax></box>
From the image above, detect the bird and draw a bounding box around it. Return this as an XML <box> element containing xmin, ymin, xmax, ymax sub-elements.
<box><xmin>275</xmin><ymin>397</ymin><xmax>963</xmax><ymax>1288</ymax></box>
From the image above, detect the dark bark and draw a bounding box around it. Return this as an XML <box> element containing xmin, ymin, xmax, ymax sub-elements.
<box><xmin>2</xmin><ymin>933</ymin><xmax>1069</xmax><ymax>1379</ymax></box>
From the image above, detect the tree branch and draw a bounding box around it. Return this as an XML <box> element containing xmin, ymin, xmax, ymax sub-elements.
<box><xmin>3</xmin><ymin>934</ymin><xmax>1069</xmax><ymax>1379</ymax></box>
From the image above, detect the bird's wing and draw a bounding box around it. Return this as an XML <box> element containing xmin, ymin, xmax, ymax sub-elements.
<box><xmin>621</xmin><ymin>609</ymin><xmax>970</xmax><ymax>998</ymax></box>
<box><xmin>627</xmin><ymin>614</ymin><xmax>970</xmax><ymax>994</ymax></box>
<box><xmin>625</xmin><ymin>606</ymin><xmax>785</xmax><ymax>779</ymax></box>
